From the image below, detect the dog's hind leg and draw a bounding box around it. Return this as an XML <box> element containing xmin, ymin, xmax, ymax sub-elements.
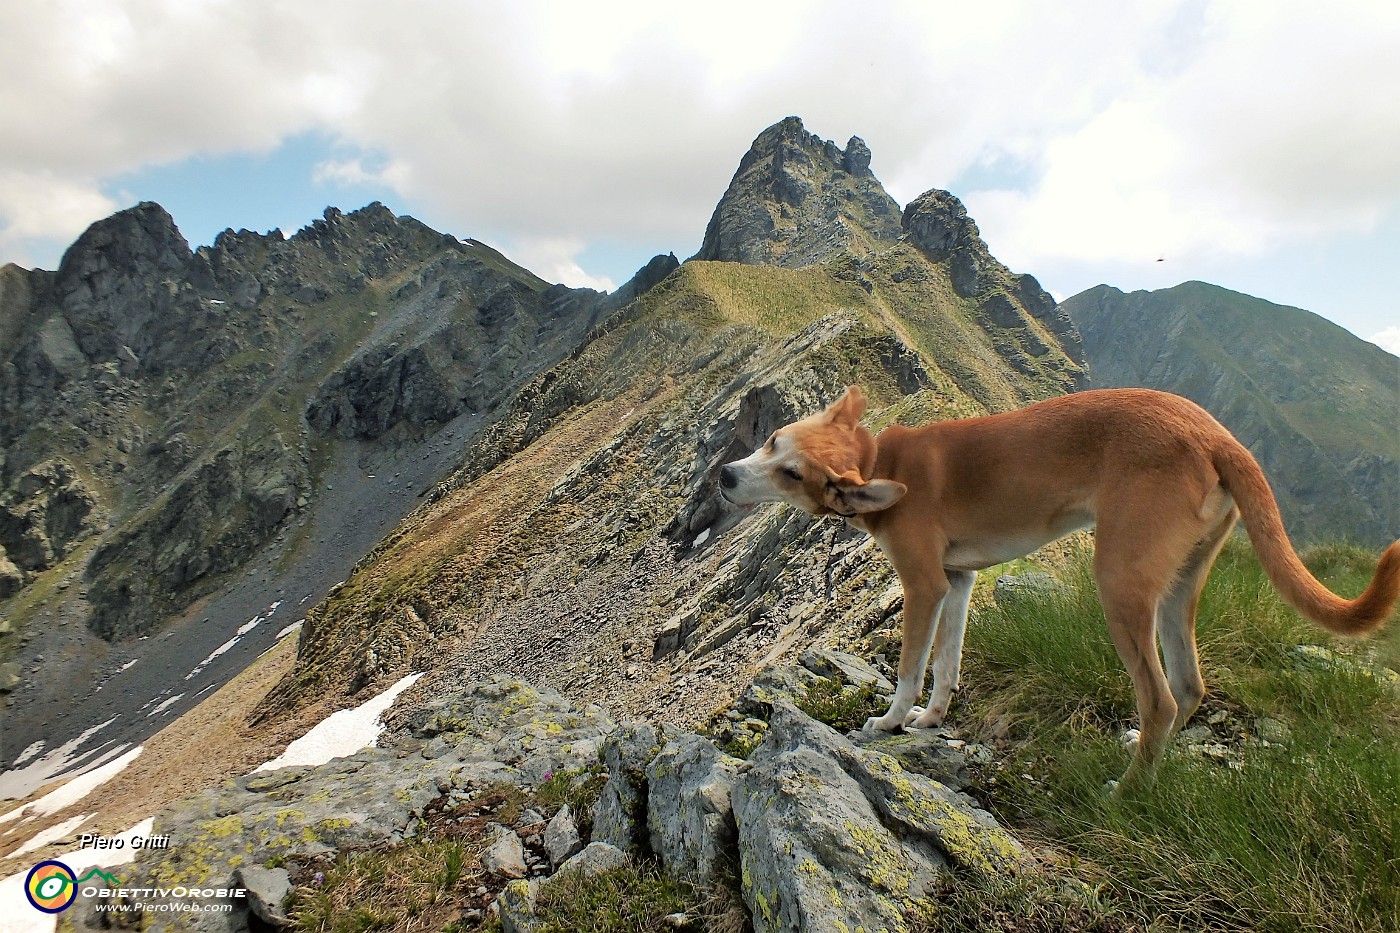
<box><xmin>865</xmin><ymin>557</ymin><xmax>950</xmax><ymax>732</ymax></box>
<box><xmin>1158</xmin><ymin>506</ymin><xmax>1238</xmax><ymax>734</ymax></box>
<box><xmin>1094</xmin><ymin>500</ymin><xmax>1203</xmax><ymax>790</ymax></box>
<box><xmin>906</xmin><ymin>568</ymin><xmax>975</xmax><ymax>729</ymax></box>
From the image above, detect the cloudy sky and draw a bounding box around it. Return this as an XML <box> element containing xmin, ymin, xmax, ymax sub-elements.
<box><xmin>3</xmin><ymin>0</ymin><xmax>1398</xmax><ymax>352</ymax></box>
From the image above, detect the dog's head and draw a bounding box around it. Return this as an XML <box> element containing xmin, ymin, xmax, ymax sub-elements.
<box><xmin>719</xmin><ymin>386</ymin><xmax>906</xmax><ymax>517</ymax></box>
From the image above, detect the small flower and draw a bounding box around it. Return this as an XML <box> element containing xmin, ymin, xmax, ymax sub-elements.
<box><xmin>312</xmin><ymin>872</ymin><xmax>325</xmax><ymax>886</ymax></box>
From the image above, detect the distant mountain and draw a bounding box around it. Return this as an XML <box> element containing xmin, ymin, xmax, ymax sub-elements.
<box><xmin>1062</xmin><ymin>281</ymin><xmax>1399</xmax><ymax>546</ymax></box>
<box><xmin>0</xmin><ymin>200</ymin><xmax>671</xmax><ymax>760</ymax></box>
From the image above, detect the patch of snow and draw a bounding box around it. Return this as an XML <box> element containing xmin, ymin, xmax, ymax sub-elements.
<box><xmin>0</xmin><ymin>718</ymin><xmax>118</xmax><ymax>803</ymax></box>
<box><xmin>692</xmin><ymin>527</ymin><xmax>710</xmax><ymax>547</ymax></box>
<box><xmin>0</xmin><ymin>747</ymin><xmax>142</xmax><ymax>823</ymax></box>
<box><xmin>145</xmin><ymin>694</ymin><xmax>184</xmax><ymax>719</ymax></box>
<box><xmin>9</xmin><ymin>742</ymin><xmax>45</xmax><ymax>769</ymax></box>
<box><xmin>184</xmin><ymin>614</ymin><xmax>267</xmax><ymax>681</ymax></box>
<box><xmin>275</xmin><ymin>620</ymin><xmax>303</xmax><ymax>641</ymax></box>
<box><xmin>254</xmin><ymin>673</ymin><xmax>423</xmax><ymax>773</ymax></box>
<box><xmin>5</xmin><ymin>813</ymin><xmax>90</xmax><ymax>860</ymax></box>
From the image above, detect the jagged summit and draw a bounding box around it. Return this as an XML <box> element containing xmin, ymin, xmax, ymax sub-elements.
<box><xmin>692</xmin><ymin>116</ymin><xmax>903</xmax><ymax>268</ymax></box>
<box><xmin>56</xmin><ymin>201</ymin><xmax>191</xmax><ymax>283</ymax></box>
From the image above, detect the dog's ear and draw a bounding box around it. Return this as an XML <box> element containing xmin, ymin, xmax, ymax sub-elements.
<box><xmin>823</xmin><ymin>385</ymin><xmax>867</xmax><ymax>429</ymax></box>
<box><xmin>824</xmin><ymin>468</ymin><xmax>906</xmax><ymax>514</ymax></box>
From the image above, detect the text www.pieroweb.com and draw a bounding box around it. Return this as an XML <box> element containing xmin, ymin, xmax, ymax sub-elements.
<box><xmin>90</xmin><ymin>900</ymin><xmax>235</xmax><ymax>914</ymax></box>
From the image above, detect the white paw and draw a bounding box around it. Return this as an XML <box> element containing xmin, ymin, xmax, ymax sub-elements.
<box><xmin>908</xmin><ymin>706</ymin><xmax>947</xmax><ymax>730</ymax></box>
<box><xmin>902</xmin><ymin>706</ymin><xmax>926</xmax><ymax>726</ymax></box>
<box><xmin>863</xmin><ymin>711</ymin><xmax>907</xmax><ymax>732</ymax></box>
<box><xmin>1119</xmin><ymin>728</ymin><xmax>1141</xmax><ymax>752</ymax></box>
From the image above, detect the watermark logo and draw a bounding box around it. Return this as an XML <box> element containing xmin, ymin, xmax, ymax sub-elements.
<box><xmin>25</xmin><ymin>860</ymin><xmax>78</xmax><ymax>913</ymax></box>
<box><xmin>24</xmin><ymin>863</ymin><xmax>121</xmax><ymax>913</ymax></box>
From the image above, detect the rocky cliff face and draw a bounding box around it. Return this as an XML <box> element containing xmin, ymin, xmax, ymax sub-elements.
<box><xmin>692</xmin><ymin>117</ymin><xmax>1085</xmax><ymax>401</ymax></box>
<box><xmin>0</xmin><ymin>201</ymin><xmax>669</xmax><ymax>761</ymax></box>
<box><xmin>1063</xmin><ymin>281</ymin><xmax>1399</xmax><ymax>546</ymax></box>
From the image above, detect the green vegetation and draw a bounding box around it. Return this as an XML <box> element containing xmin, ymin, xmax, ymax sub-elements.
<box><xmin>796</xmin><ymin>677</ymin><xmax>883</xmax><ymax>731</ymax></box>
<box><xmin>954</xmin><ymin>536</ymin><xmax>1400</xmax><ymax>933</ymax></box>
<box><xmin>530</xmin><ymin>864</ymin><xmax>697</xmax><ymax>932</ymax></box>
<box><xmin>292</xmin><ymin>836</ymin><xmax>480</xmax><ymax>933</ymax></box>
<box><xmin>911</xmin><ymin>872</ymin><xmax>1142</xmax><ymax>933</ymax></box>
<box><xmin>535</xmin><ymin>766</ymin><xmax>607</xmax><ymax>838</ymax></box>
<box><xmin>680</xmin><ymin>260</ymin><xmax>879</xmax><ymax>334</ymax></box>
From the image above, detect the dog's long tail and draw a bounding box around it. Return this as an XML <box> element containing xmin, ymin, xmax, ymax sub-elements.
<box><xmin>1212</xmin><ymin>440</ymin><xmax>1400</xmax><ymax>636</ymax></box>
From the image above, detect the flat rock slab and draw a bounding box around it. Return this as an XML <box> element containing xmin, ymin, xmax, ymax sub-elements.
<box><xmin>69</xmin><ymin>674</ymin><xmax>614</xmax><ymax>933</ymax></box>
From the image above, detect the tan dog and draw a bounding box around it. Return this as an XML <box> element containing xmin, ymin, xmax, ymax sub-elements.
<box><xmin>720</xmin><ymin>386</ymin><xmax>1400</xmax><ymax>788</ymax></box>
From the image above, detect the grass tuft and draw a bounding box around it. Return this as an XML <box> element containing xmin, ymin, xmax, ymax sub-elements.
<box><xmin>796</xmin><ymin>678</ymin><xmax>883</xmax><ymax>731</ymax></box>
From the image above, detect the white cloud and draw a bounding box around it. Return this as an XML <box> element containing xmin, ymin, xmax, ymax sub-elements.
<box><xmin>965</xmin><ymin>1</ymin><xmax>1400</xmax><ymax>271</ymax></box>
<box><xmin>504</xmin><ymin>236</ymin><xmax>617</xmax><ymax>292</ymax></box>
<box><xmin>1369</xmin><ymin>326</ymin><xmax>1400</xmax><ymax>356</ymax></box>
<box><xmin>1</xmin><ymin>0</ymin><xmax>1397</xmax><ymax>324</ymax></box>
<box><xmin>313</xmin><ymin>156</ymin><xmax>412</xmax><ymax>190</ymax></box>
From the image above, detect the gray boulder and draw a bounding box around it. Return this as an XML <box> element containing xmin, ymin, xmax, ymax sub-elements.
<box><xmin>646</xmin><ymin>733</ymin><xmax>742</xmax><ymax>887</ymax></box>
<box><xmin>734</xmin><ymin>701</ymin><xmax>1027</xmax><ymax>933</ymax></box>
<box><xmin>992</xmin><ymin>571</ymin><xmax>1063</xmax><ymax>609</ymax></box>
<box><xmin>498</xmin><ymin>842</ymin><xmax>630</xmax><ymax>933</ymax></box>
<box><xmin>591</xmin><ymin>721</ymin><xmax>664</xmax><ymax>855</ymax></box>
<box><xmin>553</xmin><ymin>840</ymin><xmax>630</xmax><ymax>881</ymax></box>
<box><xmin>484</xmin><ymin>823</ymin><xmax>529</xmax><ymax>879</ymax></box>
<box><xmin>233</xmin><ymin>865</ymin><xmax>292</xmax><ymax>926</ymax></box>
<box><xmin>544</xmin><ymin>804</ymin><xmax>583</xmax><ymax>868</ymax></box>
<box><xmin>799</xmin><ymin>646</ymin><xmax>895</xmax><ymax>693</ymax></box>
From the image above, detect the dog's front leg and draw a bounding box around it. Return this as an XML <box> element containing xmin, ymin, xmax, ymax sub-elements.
<box><xmin>865</xmin><ymin>571</ymin><xmax>949</xmax><ymax>731</ymax></box>
<box><xmin>906</xmin><ymin>568</ymin><xmax>975</xmax><ymax>729</ymax></box>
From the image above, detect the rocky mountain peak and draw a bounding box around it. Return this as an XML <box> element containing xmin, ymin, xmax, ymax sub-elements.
<box><xmin>54</xmin><ymin>201</ymin><xmax>190</xmax><ymax>298</ymax></box>
<box><xmin>692</xmin><ymin>116</ymin><xmax>903</xmax><ymax>268</ymax></box>
<box><xmin>901</xmin><ymin>189</ymin><xmax>979</xmax><ymax>266</ymax></box>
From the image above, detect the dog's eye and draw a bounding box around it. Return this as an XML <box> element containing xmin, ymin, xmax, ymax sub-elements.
<box><xmin>783</xmin><ymin>467</ymin><xmax>801</xmax><ymax>481</ymax></box>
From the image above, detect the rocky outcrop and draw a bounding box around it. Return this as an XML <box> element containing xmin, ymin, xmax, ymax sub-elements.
<box><xmin>71</xmin><ymin>675</ymin><xmax>613</xmax><ymax>931</ymax></box>
<box><xmin>52</xmin><ymin>202</ymin><xmax>193</xmax><ymax>365</ymax></box>
<box><xmin>693</xmin><ymin>116</ymin><xmax>903</xmax><ymax>268</ymax></box>
<box><xmin>901</xmin><ymin>189</ymin><xmax>1085</xmax><ymax>376</ymax></box>
<box><xmin>66</xmin><ymin>645</ymin><xmax>1027</xmax><ymax>933</ymax></box>
<box><xmin>736</xmin><ymin>700</ymin><xmax>1025</xmax><ymax>933</ymax></box>
<box><xmin>608</xmin><ymin>252</ymin><xmax>680</xmax><ymax>308</ymax></box>
<box><xmin>646</xmin><ymin>733</ymin><xmax>742</xmax><ymax>887</ymax></box>
<box><xmin>592</xmin><ymin>721</ymin><xmax>666</xmax><ymax>856</ymax></box>
<box><xmin>0</xmin><ymin>459</ymin><xmax>100</xmax><ymax>576</ymax></box>
<box><xmin>84</xmin><ymin>430</ymin><xmax>304</xmax><ymax>639</ymax></box>
<box><xmin>591</xmin><ymin>651</ymin><xmax>1025</xmax><ymax>933</ymax></box>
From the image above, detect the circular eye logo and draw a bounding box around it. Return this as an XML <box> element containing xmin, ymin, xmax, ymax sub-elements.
<box><xmin>26</xmin><ymin>860</ymin><xmax>78</xmax><ymax>913</ymax></box>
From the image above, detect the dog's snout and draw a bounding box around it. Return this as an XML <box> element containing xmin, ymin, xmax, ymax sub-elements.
<box><xmin>720</xmin><ymin>464</ymin><xmax>738</xmax><ymax>489</ymax></box>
